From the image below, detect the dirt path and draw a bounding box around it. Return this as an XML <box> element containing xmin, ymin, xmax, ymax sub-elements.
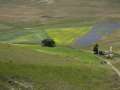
<box><xmin>14</xmin><ymin>80</ymin><xmax>33</xmax><ymax>89</ymax></box>
<box><xmin>105</xmin><ymin>60</ymin><xmax>120</xmax><ymax>77</ymax></box>
<box><xmin>9</xmin><ymin>79</ymin><xmax>34</xmax><ymax>90</ymax></box>
<box><xmin>98</xmin><ymin>56</ymin><xmax>120</xmax><ymax>77</ymax></box>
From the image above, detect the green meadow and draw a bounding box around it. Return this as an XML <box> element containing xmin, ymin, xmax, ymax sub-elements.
<box><xmin>0</xmin><ymin>20</ymin><xmax>119</xmax><ymax>89</ymax></box>
<box><xmin>46</xmin><ymin>26</ymin><xmax>91</xmax><ymax>46</ymax></box>
<box><xmin>0</xmin><ymin>19</ymin><xmax>120</xmax><ymax>90</ymax></box>
<box><xmin>0</xmin><ymin>44</ymin><xmax>119</xmax><ymax>90</ymax></box>
<box><xmin>0</xmin><ymin>22</ymin><xmax>91</xmax><ymax>46</ymax></box>
<box><xmin>0</xmin><ymin>0</ymin><xmax>120</xmax><ymax>89</ymax></box>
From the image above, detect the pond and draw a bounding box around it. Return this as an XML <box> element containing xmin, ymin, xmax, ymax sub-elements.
<box><xmin>73</xmin><ymin>22</ymin><xmax>120</xmax><ymax>47</ymax></box>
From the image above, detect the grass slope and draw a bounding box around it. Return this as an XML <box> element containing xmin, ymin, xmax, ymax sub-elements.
<box><xmin>46</xmin><ymin>26</ymin><xmax>91</xmax><ymax>45</ymax></box>
<box><xmin>0</xmin><ymin>23</ymin><xmax>91</xmax><ymax>46</ymax></box>
<box><xmin>0</xmin><ymin>0</ymin><xmax>120</xmax><ymax>24</ymax></box>
<box><xmin>17</xmin><ymin>44</ymin><xmax>100</xmax><ymax>64</ymax></box>
<box><xmin>0</xmin><ymin>44</ymin><xmax>120</xmax><ymax>89</ymax></box>
<box><xmin>0</xmin><ymin>24</ymin><xmax>48</xmax><ymax>44</ymax></box>
<box><xmin>98</xmin><ymin>30</ymin><xmax>120</xmax><ymax>51</ymax></box>
<box><xmin>98</xmin><ymin>30</ymin><xmax>120</xmax><ymax>73</ymax></box>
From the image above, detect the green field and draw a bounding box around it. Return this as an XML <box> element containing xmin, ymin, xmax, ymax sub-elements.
<box><xmin>98</xmin><ymin>30</ymin><xmax>120</xmax><ymax>73</ymax></box>
<box><xmin>46</xmin><ymin>26</ymin><xmax>91</xmax><ymax>45</ymax></box>
<box><xmin>98</xmin><ymin>30</ymin><xmax>120</xmax><ymax>51</ymax></box>
<box><xmin>0</xmin><ymin>44</ymin><xmax>120</xmax><ymax>90</ymax></box>
<box><xmin>0</xmin><ymin>23</ymin><xmax>91</xmax><ymax>46</ymax></box>
<box><xmin>0</xmin><ymin>0</ymin><xmax>120</xmax><ymax>89</ymax></box>
<box><xmin>0</xmin><ymin>23</ymin><xmax>48</xmax><ymax>43</ymax></box>
<box><xmin>0</xmin><ymin>21</ymin><xmax>119</xmax><ymax>90</ymax></box>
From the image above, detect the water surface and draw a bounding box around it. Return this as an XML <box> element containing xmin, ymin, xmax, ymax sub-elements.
<box><xmin>73</xmin><ymin>22</ymin><xmax>120</xmax><ymax>47</ymax></box>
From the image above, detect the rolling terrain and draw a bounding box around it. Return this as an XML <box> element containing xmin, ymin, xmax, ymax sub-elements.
<box><xmin>0</xmin><ymin>0</ymin><xmax>120</xmax><ymax>90</ymax></box>
<box><xmin>0</xmin><ymin>44</ymin><xmax>120</xmax><ymax>90</ymax></box>
<box><xmin>0</xmin><ymin>22</ymin><xmax>91</xmax><ymax>46</ymax></box>
<box><xmin>99</xmin><ymin>30</ymin><xmax>120</xmax><ymax>51</ymax></box>
<box><xmin>0</xmin><ymin>0</ymin><xmax>120</xmax><ymax>24</ymax></box>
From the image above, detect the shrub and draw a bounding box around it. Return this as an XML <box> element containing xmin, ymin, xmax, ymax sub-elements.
<box><xmin>93</xmin><ymin>44</ymin><xmax>99</xmax><ymax>54</ymax></box>
<box><xmin>41</xmin><ymin>38</ymin><xmax>56</xmax><ymax>47</ymax></box>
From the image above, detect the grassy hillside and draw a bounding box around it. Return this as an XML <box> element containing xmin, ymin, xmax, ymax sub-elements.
<box><xmin>0</xmin><ymin>0</ymin><xmax>119</xmax><ymax>89</ymax></box>
<box><xmin>98</xmin><ymin>30</ymin><xmax>120</xmax><ymax>51</ymax></box>
<box><xmin>0</xmin><ymin>0</ymin><xmax>120</xmax><ymax>24</ymax></box>
<box><xmin>46</xmin><ymin>26</ymin><xmax>91</xmax><ymax>45</ymax></box>
<box><xmin>97</xmin><ymin>30</ymin><xmax>120</xmax><ymax>73</ymax></box>
<box><xmin>0</xmin><ymin>44</ymin><xmax>120</xmax><ymax>89</ymax></box>
<box><xmin>0</xmin><ymin>22</ymin><xmax>91</xmax><ymax>46</ymax></box>
<box><xmin>0</xmin><ymin>29</ymin><xmax>48</xmax><ymax>44</ymax></box>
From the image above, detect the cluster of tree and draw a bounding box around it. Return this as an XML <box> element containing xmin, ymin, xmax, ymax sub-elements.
<box><xmin>93</xmin><ymin>44</ymin><xmax>113</xmax><ymax>58</ymax></box>
<box><xmin>93</xmin><ymin>44</ymin><xmax>99</xmax><ymax>55</ymax></box>
<box><xmin>41</xmin><ymin>38</ymin><xmax>56</xmax><ymax>47</ymax></box>
<box><xmin>93</xmin><ymin>44</ymin><xmax>106</xmax><ymax>55</ymax></box>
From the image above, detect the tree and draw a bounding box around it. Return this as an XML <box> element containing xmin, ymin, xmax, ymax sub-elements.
<box><xmin>93</xmin><ymin>44</ymin><xmax>99</xmax><ymax>54</ymax></box>
<box><xmin>41</xmin><ymin>38</ymin><xmax>56</xmax><ymax>47</ymax></box>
